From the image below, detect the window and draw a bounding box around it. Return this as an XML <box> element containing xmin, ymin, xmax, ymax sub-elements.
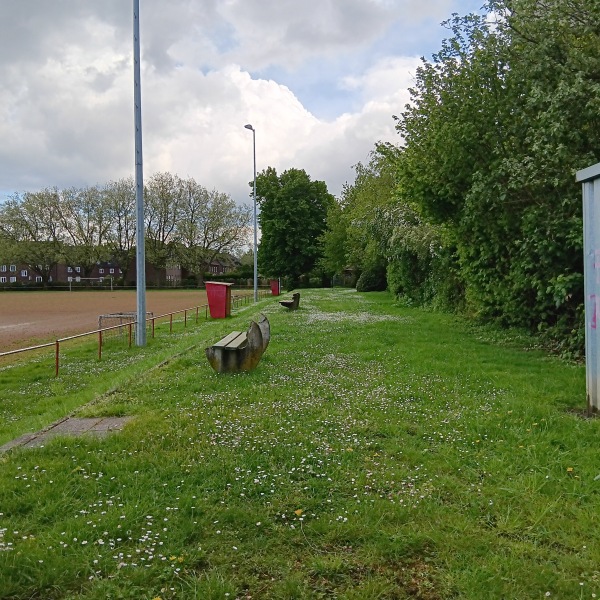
<box><xmin>10</xmin><ymin>276</ymin><xmax>16</xmax><ymax>283</ymax></box>
<box><xmin>67</xmin><ymin>266</ymin><xmax>73</xmax><ymax>273</ymax></box>
<box><xmin>119</xmin><ymin>269</ymin><xmax>123</xmax><ymax>274</ymax></box>
<box><xmin>20</xmin><ymin>270</ymin><xmax>27</xmax><ymax>277</ymax></box>
<box><xmin>99</xmin><ymin>268</ymin><xmax>104</xmax><ymax>274</ymax></box>
<box><xmin>75</xmin><ymin>277</ymin><xmax>81</xmax><ymax>283</ymax></box>
<box><xmin>67</xmin><ymin>276</ymin><xmax>73</xmax><ymax>282</ymax></box>
<box><xmin>99</xmin><ymin>277</ymin><xmax>104</xmax><ymax>282</ymax></box>
<box><xmin>0</xmin><ymin>265</ymin><xmax>6</xmax><ymax>272</ymax></box>
<box><xmin>109</xmin><ymin>268</ymin><xmax>115</xmax><ymax>274</ymax></box>
<box><xmin>75</xmin><ymin>266</ymin><xmax>81</xmax><ymax>273</ymax></box>
<box><xmin>0</xmin><ymin>277</ymin><xmax>6</xmax><ymax>283</ymax></box>
<box><xmin>9</xmin><ymin>265</ymin><xmax>16</xmax><ymax>272</ymax></box>
<box><xmin>35</xmin><ymin>276</ymin><xmax>42</xmax><ymax>283</ymax></box>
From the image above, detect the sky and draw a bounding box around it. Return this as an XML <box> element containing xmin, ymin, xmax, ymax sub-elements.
<box><xmin>0</xmin><ymin>0</ymin><xmax>486</xmax><ymax>206</ymax></box>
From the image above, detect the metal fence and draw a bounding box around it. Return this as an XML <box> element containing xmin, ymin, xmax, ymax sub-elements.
<box><xmin>0</xmin><ymin>289</ymin><xmax>271</xmax><ymax>376</ymax></box>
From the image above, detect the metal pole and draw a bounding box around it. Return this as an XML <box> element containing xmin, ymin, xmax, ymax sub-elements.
<box><xmin>252</xmin><ymin>128</ymin><xmax>258</xmax><ymax>303</ymax></box>
<box><xmin>245</xmin><ymin>124</ymin><xmax>258</xmax><ymax>302</ymax></box>
<box><xmin>134</xmin><ymin>0</ymin><xmax>146</xmax><ymax>346</ymax></box>
<box><xmin>55</xmin><ymin>340</ymin><xmax>60</xmax><ymax>377</ymax></box>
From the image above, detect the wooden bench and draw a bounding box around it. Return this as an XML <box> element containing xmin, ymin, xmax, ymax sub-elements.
<box><xmin>212</xmin><ymin>330</ymin><xmax>247</xmax><ymax>350</ymax></box>
<box><xmin>205</xmin><ymin>314</ymin><xmax>270</xmax><ymax>373</ymax></box>
<box><xmin>279</xmin><ymin>292</ymin><xmax>300</xmax><ymax>310</ymax></box>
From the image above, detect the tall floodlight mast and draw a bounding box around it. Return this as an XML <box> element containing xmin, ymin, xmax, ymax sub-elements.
<box><xmin>133</xmin><ymin>0</ymin><xmax>146</xmax><ymax>346</ymax></box>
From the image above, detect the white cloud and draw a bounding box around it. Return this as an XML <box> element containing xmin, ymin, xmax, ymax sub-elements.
<box><xmin>341</xmin><ymin>56</ymin><xmax>420</xmax><ymax>100</ymax></box>
<box><xmin>0</xmin><ymin>0</ymin><xmax>485</xmax><ymax>202</ymax></box>
<box><xmin>216</xmin><ymin>0</ymin><xmax>394</xmax><ymax>70</ymax></box>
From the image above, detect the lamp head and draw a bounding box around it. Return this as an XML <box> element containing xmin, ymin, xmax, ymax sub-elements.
<box><xmin>244</xmin><ymin>124</ymin><xmax>254</xmax><ymax>131</ymax></box>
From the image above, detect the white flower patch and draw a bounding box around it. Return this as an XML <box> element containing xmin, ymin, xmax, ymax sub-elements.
<box><xmin>0</xmin><ymin>527</ymin><xmax>14</xmax><ymax>552</ymax></box>
<box><xmin>304</xmin><ymin>309</ymin><xmax>412</xmax><ymax>325</ymax></box>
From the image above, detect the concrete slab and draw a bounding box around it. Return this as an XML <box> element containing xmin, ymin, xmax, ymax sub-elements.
<box><xmin>51</xmin><ymin>418</ymin><xmax>104</xmax><ymax>434</ymax></box>
<box><xmin>0</xmin><ymin>416</ymin><xmax>134</xmax><ymax>453</ymax></box>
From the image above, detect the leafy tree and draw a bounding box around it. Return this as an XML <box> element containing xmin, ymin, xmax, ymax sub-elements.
<box><xmin>396</xmin><ymin>12</ymin><xmax>510</xmax><ymax>225</ymax></box>
<box><xmin>103</xmin><ymin>177</ymin><xmax>136</xmax><ymax>285</ymax></box>
<box><xmin>329</xmin><ymin>149</ymin><xmax>399</xmax><ymax>290</ymax></box>
<box><xmin>175</xmin><ymin>178</ymin><xmax>251</xmax><ymax>281</ymax></box>
<box><xmin>0</xmin><ymin>172</ymin><xmax>252</xmax><ymax>289</ymax></box>
<box><xmin>388</xmin><ymin>0</ymin><xmax>600</xmax><ymax>352</ymax></box>
<box><xmin>144</xmin><ymin>172</ymin><xmax>183</xmax><ymax>282</ymax></box>
<box><xmin>57</xmin><ymin>185</ymin><xmax>111</xmax><ymax>277</ymax></box>
<box><xmin>255</xmin><ymin>167</ymin><xmax>334</xmax><ymax>286</ymax></box>
<box><xmin>478</xmin><ymin>0</ymin><xmax>599</xmax><ymax>336</ymax></box>
<box><xmin>319</xmin><ymin>199</ymin><xmax>349</xmax><ymax>278</ymax></box>
<box><xmin>354</xmin><ymin>152</ymin><xmax>397</xmax><ymax>256</ymax></box>
<box><xmin>0</xmin><ymin>189</ymin><xmax>64</xmax><ymax>285</ymax></box>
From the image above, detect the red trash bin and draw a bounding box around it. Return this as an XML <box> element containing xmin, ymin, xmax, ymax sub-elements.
<box><xmin>270</xmin><ymin>279</ymin><xmax>280</xmax><ymax>296</ymax></box>
<box><xmin>205</xmin><ymin>281</ymin><xmax>233</xmax><ymax>318</ymax></box>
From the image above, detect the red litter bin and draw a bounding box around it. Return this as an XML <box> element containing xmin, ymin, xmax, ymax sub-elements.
<box><xmin>270</xmin><ymin>279</ymin><xmax>280</xmax><ymax>296</ymax></box>
<box><xmin>205</xmin><ymin>281</ymin><xmax>233</xmax><ymax>318</ymax></box>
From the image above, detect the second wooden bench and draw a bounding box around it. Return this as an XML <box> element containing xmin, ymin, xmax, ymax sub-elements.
<box><xmin>279</xmin><ymin>292</ymin><xmax>300</xmax><ymax>310</ymax></box>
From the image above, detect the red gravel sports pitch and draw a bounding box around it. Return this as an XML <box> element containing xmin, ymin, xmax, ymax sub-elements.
<box><xmin>0</xmin><ymin>290</ymin><xmax>212</xmax><ymax>352</ymax></box>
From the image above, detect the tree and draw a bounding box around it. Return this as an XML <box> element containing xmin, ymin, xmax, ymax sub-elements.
<box><xmin>0</xmin><ymin>189</ymin><xmax>64</xmax><ymax>285</ymax></box>
<box><xmin>57</xmin><ymin>185</ymin><xmax>111</xmax><ymax>276</ymax></box>
<box><xmin>254</xmin><ymin>167</ymin><xmax>334</xmax><ymax>286</ymax></box>
<box><xmin>144</xmin><ymin>172</ymin><xmax>183</xmax><ymax>282</ymax></box>
<box><xmin>396</xmin><ymin>12</ymin><xmax>511</xmax><ymax>225</ymax></box>
<box><xmin>388</xmin><ymin>0</ymin><xmax>600</xmax><ymax>353</ymax></box>
<box><xmin>104</xmin><ymin>177</ymin><xmax>136</xmax><ymax>285</ymax></box>
<box><xmin>321</xmin><ymin>148</ymin><xmax>400</xmax><ymax>292</ymax></box>
<box><xmin>387</xmin><ymin>13</ymin><xmax>509</xmax><ymax>308</ymax></box>
<box><xmin>0</xmin><ymin>172</ymin><xmax>251</xmax><ymax>289</ymax></box>
<box><xmin>175</xmin><ymin>178</ymin><xmax>251</xmax><ymax>281</ymax></box>
<box><xmin>319</xmin><ymin>199</ymin><xmax>349</xmax><ymax>278</ymax></box>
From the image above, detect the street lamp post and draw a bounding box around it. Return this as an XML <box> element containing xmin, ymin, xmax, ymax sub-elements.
<box><xmin>244</xmin><ymin>124</ymin><xmax>258</xmax><ymax>302</ymax></box>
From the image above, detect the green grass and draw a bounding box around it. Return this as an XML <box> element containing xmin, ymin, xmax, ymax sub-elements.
<box><xmin>0</xmin><ymin>312</ymin><xmax>237</xmax><ymax>445</ymax></box>
<box><xmin>0</xmin><ymin>289</ymin><xmax>597</xmax><ymax>599</ymax></box>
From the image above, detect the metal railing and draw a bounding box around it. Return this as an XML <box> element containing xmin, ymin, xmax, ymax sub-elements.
<box><xmin>0</xmin><ymin>290</ymin><xmax>271</xmax><ymax>376</ymax></box>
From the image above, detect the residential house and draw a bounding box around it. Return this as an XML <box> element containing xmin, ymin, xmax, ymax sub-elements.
<box><xmin>0</xmin><ymin>253</ymin><xmax>241</xmax><ymax>287</ymax></box>
<box><xmin>0</xmin><ymin>263</ymin><xmax>43</xmax><ymax>285</ymax></box>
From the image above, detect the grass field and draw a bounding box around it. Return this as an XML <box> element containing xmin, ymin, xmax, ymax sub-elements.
<box><xmin>0</xmin><ymin>289</ymin><xmax>597</xmax><ymax>599</ymax></box>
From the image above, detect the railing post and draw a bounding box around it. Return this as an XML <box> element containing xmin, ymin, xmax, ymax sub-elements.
<box><xmin>196</xmin><ymin>306</ymin><xmax>199</xmax><ymax>324</ymax></box>
<box><xmin>152</xmin><ymin>317</ymin><xmax>155</xmax><ymax>338</ymax></box>
<box><xmin>184</xmin><ymin>309</ymin><xmax>187</xmax><ymax>328</ymax></box>
<box><xmin>99</xmin><ymin>331</ymin><xmax>102</xmax><ymax>360</ymax></box>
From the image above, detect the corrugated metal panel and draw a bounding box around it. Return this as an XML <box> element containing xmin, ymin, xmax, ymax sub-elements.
<box><xmin>577</xmin><ymin>162</ymin><xmax>600</xmax><ymax>413</ymax></box>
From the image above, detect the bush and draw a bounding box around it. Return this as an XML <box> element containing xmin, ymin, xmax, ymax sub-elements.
<box><xmin>356</xmin><ymin>263</ymin><xmax>387</xmax><ymax>292</ymax></box>
<box><xmin>386</xmin><ymin>254</ymin><xmax>425</xmax><ymax>301</ymax></box>
<box><xmin>281</xmin><ymin>275</ymin><xmax>298</xmax><ymax>291</ymax></box>
<box><xmin>182</xmin><ymin>276</ymin><xmax>199</xmax><ymax>288</ymax></box>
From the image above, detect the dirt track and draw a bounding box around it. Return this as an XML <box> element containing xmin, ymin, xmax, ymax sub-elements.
<box><xmin>0</xmin><ymin>290</ymin><xmax>212</xmax><ymax>352</ymax></box>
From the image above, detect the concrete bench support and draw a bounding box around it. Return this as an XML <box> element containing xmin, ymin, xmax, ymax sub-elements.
<box><xmin>205</xmin><ymin>314</ymin><xmax>270</xmax><ymax>374</ymax></box>
<box><xmin>279</xmin><ymin>292</ymin><xmax>300</xmax><ymax>310</ymax></box>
